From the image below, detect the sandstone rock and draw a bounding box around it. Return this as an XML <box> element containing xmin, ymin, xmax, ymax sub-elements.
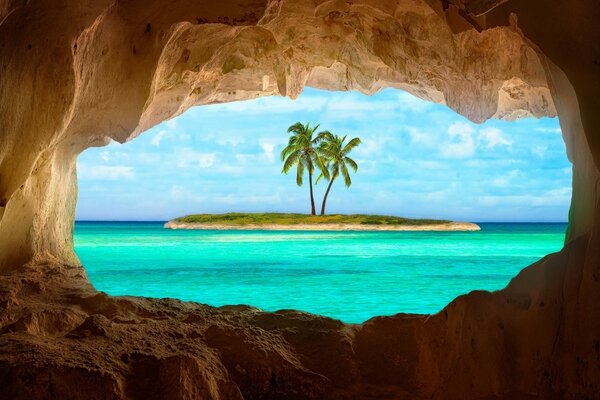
<box><xmin>0</xmin><ymin>0</ymin><xmax>599</xmax><ymax>398</ymax></box>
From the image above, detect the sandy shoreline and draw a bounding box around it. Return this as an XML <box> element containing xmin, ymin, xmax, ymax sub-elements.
<box><xmin>164</xmin><ymin>221</ymin><xmax>481</xmax><ymax>231</ymax></box>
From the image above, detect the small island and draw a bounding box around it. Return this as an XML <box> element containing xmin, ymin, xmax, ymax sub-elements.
<box><xmin>164</xmin><ymin>213</ymin><xmax>480</xmax><ymax>231</ymax></box>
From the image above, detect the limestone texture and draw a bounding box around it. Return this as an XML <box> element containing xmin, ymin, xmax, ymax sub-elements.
<box><xmin>0</xmin><ymin>0</ymin><xmax>599</xmax><ymax>398</ymax></box>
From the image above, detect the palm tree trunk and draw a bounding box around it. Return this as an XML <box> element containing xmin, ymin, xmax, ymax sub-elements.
<box><xmin>308</xmin><ymin>172</ymin><xmax>316</xmax><ymax>215</ymax></box>
<box><xmin>320</xmin><ymin>178</ymin><xmax>335</xmax><ymax>215</ymax></box>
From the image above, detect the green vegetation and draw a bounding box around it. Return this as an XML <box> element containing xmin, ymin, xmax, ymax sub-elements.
<box><xmin>281</xmin><ymin>122</ymin><xmax>331</xmax><ymax>215</ymax></box>
<box><xmin>173</xmin><ymin>213</ymin><xmax>450</xmax><ymax>226</ymax></box>
<box><xmin>316</xmin><ymin>133</ymin><xmax>361</xmax><ymax>215</ymax></box>
<box><xmin>280</xmin><ymin>122</ymin><xmax>362</xmax><ymax>216</ymax></box>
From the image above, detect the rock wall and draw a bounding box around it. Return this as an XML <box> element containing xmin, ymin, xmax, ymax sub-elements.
<box><xmin>1</xmin><ymin>0</ymin><xmax>599</xmax><ymax>398</ymax></box>
<box><xmin>0</xmin><ymin>0</ymin><xmax>560</xmax><ymax>270</ymax></box>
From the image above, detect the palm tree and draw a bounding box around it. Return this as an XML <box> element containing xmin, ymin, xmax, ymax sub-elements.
<box><xmin>317</xmin><ymin>134</ymin><xmax>361</xmax><ymax>215</ymax></box>
<box><xmin>281</xmin><ymin>122</ymin><xmax>330</xmax><ymax>215</ymax></box>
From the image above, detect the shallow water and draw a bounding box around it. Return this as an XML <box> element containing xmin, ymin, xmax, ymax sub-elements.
<box><xmin>75</xmin><ymin>222</ymin><xmax>566</xmax><ymax>323</ymax></box>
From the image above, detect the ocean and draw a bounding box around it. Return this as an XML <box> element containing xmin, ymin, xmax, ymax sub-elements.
<box><xmin>74</xmin><ymin>222</ymin><xmax>566</xmax><ymax>323</ymax></box>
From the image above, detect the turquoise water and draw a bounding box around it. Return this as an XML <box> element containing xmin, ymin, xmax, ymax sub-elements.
<box><xmin>75</xmin><ymin>222</ymin><xmax>566</xmax><ymax>323</ymax></box>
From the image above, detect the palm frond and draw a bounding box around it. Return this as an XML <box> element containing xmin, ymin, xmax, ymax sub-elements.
<box><xmin>282</xmin><ymin>150</ymin><xmax>301</xmax><ymax>173</ymax></box>
<box><xmin>314</xmin><ymin>154</ymin><xmax>330</xmax><ymax>180</ymax></box>
<box><xmin>329</xmin><ymin>161</ymin><xmax>340</xmax><ymax>177</ymax></box>
<box><xmin>330</xmin><ymin>167</ymin><xmax>340</xmax><ymax>181</ymax></box>
<box><xmin>287</xmin><ymin>122</ymin><xmax>305</xmax><ymax>135</ymax></box>
<box><xmin>317</xmin><ymin>147</ymin><xmax>337</xmax><ymax>160</ymax></box>
<box><xmin>295</xmin><ymin>134</ymin><xmax>311</xmax><ymax>148</ymax></box>
<box><xmin>314</xmin><ymin>130</ymin><xmax>334</xmax><ymax>145</ymax></box>
<box><xmin>341</xmin><ymin>162</ymin><xmax>352</xmax><ymax>187</ymax></box>
<box><xmin>296</xmin><ymin>159</ymin><xmax>305</xmax><ymax>186</ymax></box>
<box><xmin>304</xmin><ymin>156</ymin><xmax>315</xmax><ymax>174</ymax></box>
<box><xmin>315</xmin><ymin>172</ymin><xmax>325</xmax><ymax>184</ymax></box>
<box><xmin>344</xmin><ymin>156</ymin><xmax>358</xmax><ymax>172</ymax></box>
<box><xmin>280</xmin><ymin>143</ymin><xmax>295</xmax><ymax>161</ymax></box>
<box><xmin>342</xmin><ymin>137</ymin><xmax>361</xmax><ymax>154</ymax></box>
<box><xmin>282</xmin><ymin>122</ymin><xmax>359</xmax><ymax>194</ymax></box>
<box><xmin>310</xmin><ymin>124</ymin><xmax>320</xmax><ymax>137</ymax></box>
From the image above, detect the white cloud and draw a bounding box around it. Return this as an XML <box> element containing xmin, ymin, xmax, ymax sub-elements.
<box><xmin>165</xmin><ymin>119</ymin><xmax>178</xmax><ymax>130</ymax></box>
<box><xmin>176</xmin><ymin>148</ymin><xmax>217</xmax><ymax>169</ymax></box>
<box><xmin>407</xmin><ymin>127</ymin><xmax>433</xmax><ymax>146</ymax></box>
<box><xmin>415</xmin><ymin>160</ymin><xmax>446</xmax><ymax>169</ymax></box>
<box><xmin>78</xmin><ymin>164</ymin><xmax>135</xmax><ymax>180</ymax></box>
<box><xmin>178</xmin><ymin>132</ymin><xmax>191</xmax><ymax>141</ymax></box>
<box><xmin>326</xmin><ymin>98</ymin><xmax>395</xmax><ymax>113</ymax></box>
<box><xmin>532</xmin><ymin>145</ymin><xmax>548</xmax><ymax>158</ymax></box>
<box><xmin>213</xmin><ymin>192</ymin><xmax>283</xmax><ymax>205</ymax></box>
<box><xmin>150</xmin><ymin>120</ymin><xmax>191</xmax><ymax>147</ymax></box>
<box><xmin>151</xmin><ymin>130</ymin><xmax>168</xmax><ymax>147</ymax></box>
<box><xmin>440</xmin><ymin>125</ymin><xmax>510</xmax><ymax>158</ymax></box>
<box><xmin>170</xmin><ymin>184</ymin><xmax>186</xmax><ymax>200</ymax></box>
<box><xmin>479</xmin><ymin>127</ymin><xmax>512</xmax><ymax>149</ymax></box>
<box><xmin>422</xmin><ymin>190</ymin><xmax>447</xmax><ymax>201</ymax></box>
<box><xmin>259</xmin><ymin>139</ymin><xmax>277</xmax><ymax>163</ymax></box>
<box><xmin>100</xmin><ymin>151</ymin><xmax>130</xmax><ymax>162</ymax></box>
<box><xmin>354</xmin><ymin>135</ymin><xmax>393</xmax><ymax>157</ymax></box>
<box><xmin>544</xmin><ymin>187</ymin><xmax>572</xmax><ymax>202</ymax></box>
<box><xmin>216</xmin><ymin>136</ymin><xmax>245</xmax><ymax>147</ymax></box>
<box><xmin>212</xmin><ymin>95</ymin><xmax>328</xmax><ymax>114</ymax></box>
<box><xmin>116</xmin><ymin>152</ymin><xmax>130</xmax><ymax>161</ymax></box>
<box><xmin>396</xmin><ymin>91</ymin><xmax>432</xmax><ymax>113</ymax></box>
<box><xmin>490</xmin><ymin>170</ymin><xmax>520</xmax><ymax>187</ymax></box>
<box><xmin>136</xmin><ymin>153</ymin><xmax>161</xmax><ymax>163</ymax></box>
<box><xmin>535</xmin><ymin>127</ymin><xmax>562</xmax><ymax>134</ymax></box>
<box><xmin>478</xmin><ymin>187</ymin><xmax>571</xmax><ymax>207</ymax></box>
<box><xmin>234</xmin><ymin>153</ymin><xmax>253</xmax><ymax>164</ymax></box>
<box><xmin>441</xmin><ymin>122</ymin><xmax>475</xmax><ymax>158</ymax></box>
<box><xmin>465</xmin><ymin>160</ymin><xmax>487</xmax><ymax>168</ymax></box>
<box><xmin>215</xmin><ymin>164</ymin><xmax>246</xmax><ymax>174</ymax></box>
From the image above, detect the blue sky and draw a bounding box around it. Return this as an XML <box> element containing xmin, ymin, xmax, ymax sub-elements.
<box><xmin>76</xmin><ymin>88</ymin><xmax>571</xmax><ymax>222</ymax></box>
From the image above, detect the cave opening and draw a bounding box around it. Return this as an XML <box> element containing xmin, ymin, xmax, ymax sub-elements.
<box><xmin>74</xmin><ymin>87</ymin><xmax>571</xmax><ymax>323</ymax></box>
<box><xmin>3</xmin><ymin>0</ymin><xmax>600</xmax><ymax>396</ymax></box>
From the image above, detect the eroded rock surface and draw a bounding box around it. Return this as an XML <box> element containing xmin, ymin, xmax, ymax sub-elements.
<box><xmin>0</xmin><ymin>0</ymin><xmax>560</xmax><ymax>270</ymax></box>
<box><xmin>1</xmin><ymin>0</ymin><xmax>599</xmax><ymax>398</ymax></box>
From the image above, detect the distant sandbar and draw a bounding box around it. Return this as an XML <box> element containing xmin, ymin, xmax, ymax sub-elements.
<box><xmin>164</xmin><ymin>213</ymin><xmax>480</xmax><ymax>232</ymax></box>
